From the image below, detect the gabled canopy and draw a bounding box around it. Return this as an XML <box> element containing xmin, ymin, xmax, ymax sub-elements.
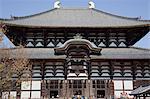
<box><xmin>54</xmin><ymin>36</ymin><xmax>102</xmax><ymax>55</ymax></box>
<box><xmin>1</xmin><ymin>8</ymin><xmax>150</xmax><ymax>28</ymax></box>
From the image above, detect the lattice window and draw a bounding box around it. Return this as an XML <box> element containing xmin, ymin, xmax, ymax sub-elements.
<box><xmin>92</xmin><ymin>80</ymin><xmax>105</xmax><ymax>89</ymax></box>
<box><xmin>114</xmin><ymin>80</ymin><xmax>133</xmax><ymax>98</ymax></box>
<box><xmin>21</xmin><ymin>81</ymin><xmax>41</xmax><ymax>99</ymax></box>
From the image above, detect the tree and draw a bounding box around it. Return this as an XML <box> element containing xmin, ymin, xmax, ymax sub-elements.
<box><xmin>0</xmin><ymin>32</ymin><xmax>3</xmax><ymax>43</ymax></box>
<box><xmin>0</xmin><ymin>22</ymin><xmax>4</xmax><ymax>44</ymax></box>
<box><xmin>0</xmin><ymin>38</ymin><xmax>31</xmax><ymax>98</ymax></box>
<box><xmin>0</xmin><ymin>21</ymin><xmax>3</xmax><ymax>42</ymax></box>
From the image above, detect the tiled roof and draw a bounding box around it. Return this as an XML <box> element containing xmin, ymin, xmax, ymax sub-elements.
<box><xmin>130</xmin><ymin>85</ymin><xmax>150</xmax><ymax>95</ymax></box>
<box><xmin>0</xmin><ymin>47</ymin><xmax>150</xmax><ymax>59</ymax></box>
<box><xmin>2</xmin><ymin>8</ymin><xmax>150</xmax><ymax>28</ymax></box>
<box><xmin>91</xmin><ymin>47</ymin><xmax>150</xmax><ymax>59</ymax></box>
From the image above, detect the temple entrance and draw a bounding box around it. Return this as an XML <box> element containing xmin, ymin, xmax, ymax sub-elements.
<box><xmin>72</xmin><ymin>80</ymin><xmax>83</xmax><ymax>97</ymax></box>
<box><xmin>68</xmin><ymin>80</ymin><xmax>87</xmax><ymax>97</ymax></box>
<box><xmin>97</xmin><ymin>90</ymin><xmax>105</xmax><ymax>98</ymax></box>
<box><xmin>74</xmin><ymin>90</ymin><xmax>82</xmax><ymax>95</ymax></box>
<box><xmin>50</xmin><ymin>90</ymin><xmax>58</xmax><ymax>98</ymax></box>
<box><xmin>73</xmin><ymin>89</ymin><xmax>84</xmax><ymax>99</ymax></box>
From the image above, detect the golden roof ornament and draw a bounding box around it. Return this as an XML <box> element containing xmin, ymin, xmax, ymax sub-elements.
<box><xmin>89</xmin><ymin>0</ymin><xmax>95</xmax><ymax>9</ymax></box>
<box><xmin>73</xmin><ymin>33</ymin><xmax>83</xmax><ymax>39</ymax></box>
<box><xmin>54</xmin><ymin>0</ymin><xmax>61</xmax><ymax>9</ymax></box>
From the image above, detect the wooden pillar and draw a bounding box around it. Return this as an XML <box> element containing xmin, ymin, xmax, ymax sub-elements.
<box><xmin>105</xmin><ymin>30</ymin><xmax>110</xmax><ymax>47</ymax></box>
<box><xmin>43</xmin><ymin>29</ymin><xmax>47</xmax><ymax>48</ymax></box>
<box><xmin>62</xmin><ymin>80</ymin><xmax>68</xmax><ymax>98</ymax></box>
<box><xmin>16</xmin><ymin>84</ymin><xmax>21</xmax><ymax>99</ymax></box>
<box><xmin>143</xmin><ymin>94</ymin><xmax>146</xmax><ymax>99</ymax></box>
<box><xmin>82</xmin><ymin>80</ymin><xmax>84</xmax><ymax>96</ymax></box>
<box><xmin>88</xmin><ymin>80</ymin><xmax>91</xmax><ymax>98</ymax></box>
<box><xmin>57</xmin><ymin>80</ymin><xmax>60</xmax><ymax>98</ymax></box>
<box><xmin>65</xmin><ymin>59</ymin><xmax>68</xmax><ymax>80</ymax></box>
<box><xmin>95</xmin><ymin>80</ymin><xmax>97</xmax><ymax>98</ymax></box>
<box><xmin>109</xmin><ymin>80</ymin><xmax>114</xmax><ymax>99</ymax></box>
<box><xmin>88</xmin><ymin>60</ymin><xmax>91</xmax><ymax>80</ymax></box>
<box><xmin>41</xmin><ymin>80</ymin><xmax>47</xmax><ymax>98</ymax></box>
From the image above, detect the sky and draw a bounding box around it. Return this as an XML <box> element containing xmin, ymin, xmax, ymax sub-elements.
<box><xmin>0</xmin><ymin>0</ymin><xmax>150</xmax><ymax>48</ymax></box>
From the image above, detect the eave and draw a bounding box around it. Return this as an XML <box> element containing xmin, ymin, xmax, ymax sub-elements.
<box><xmin>2</xmin><ymin>22</ymin><xmax>150</xmax><ymax>29</ymax></box>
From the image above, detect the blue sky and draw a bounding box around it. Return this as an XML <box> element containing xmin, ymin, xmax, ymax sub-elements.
<box><xmin>0</xmin><ymin>0</ymin><xmax>150</xmax><ymax>48</ymax></box>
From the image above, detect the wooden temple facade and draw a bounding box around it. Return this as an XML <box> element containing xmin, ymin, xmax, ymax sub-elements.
<box><xmin>0</xmin><ymin>3</ymin><xmax>150</xmax><ymax>99</ymax></box>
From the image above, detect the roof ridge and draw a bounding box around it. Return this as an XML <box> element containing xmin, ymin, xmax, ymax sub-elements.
<box><xmin>59</xmin><ymin>7</ymin><xmax>88</xmax><ymax>10</ymax></box>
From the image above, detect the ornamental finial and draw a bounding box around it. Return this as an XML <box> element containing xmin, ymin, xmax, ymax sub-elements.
<box><xmin>54</xmin><ymin>0</ymin><xmax>61</xmax><ymax>9</ymax></box>
<box><xmin>74</xmin><ymin>33</ymin><xmax>83</xmax><ymax>39</ymax></box>
<box><xmin>88</xmin><ymin>0</ymin><xmax>95</xmax><ymax>9</ymax></box>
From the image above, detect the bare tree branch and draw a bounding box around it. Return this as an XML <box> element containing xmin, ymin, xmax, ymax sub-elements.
<box><xmin>0</xmin><ymin>46</ymin><xmax>31</xmax><ymax>97</ymax></box>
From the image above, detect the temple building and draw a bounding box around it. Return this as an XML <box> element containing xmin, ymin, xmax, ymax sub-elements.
<box><xmin>0</xmin><ymin>1</ymin><xmax>150</xmax><ymax>99</ymax></box>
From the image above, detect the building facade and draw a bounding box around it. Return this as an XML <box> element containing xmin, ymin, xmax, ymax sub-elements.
<box><xmin>1</xmin><ymin>2</ymin><xmax>150</xmax><ymax>99</ymax></box>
